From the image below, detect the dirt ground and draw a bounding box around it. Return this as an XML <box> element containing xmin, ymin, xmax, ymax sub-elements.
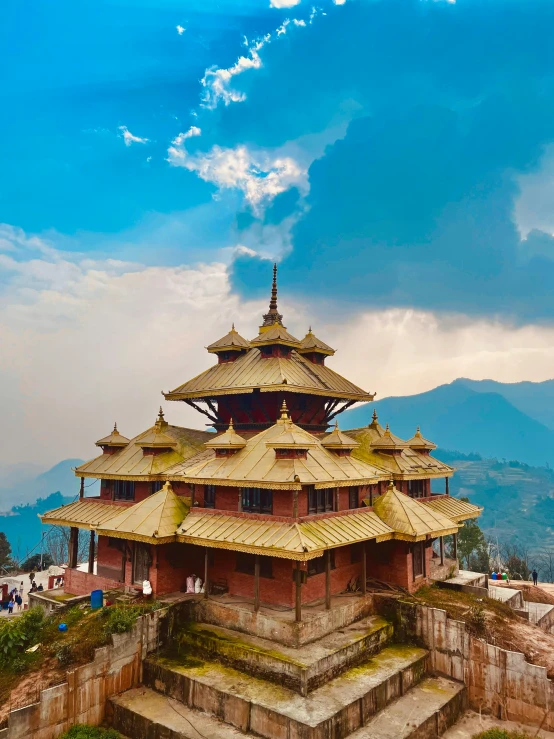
<box><xmin>492</xmin><ymin>581</ymin><xmax>554</xmax><ymax>606</ymax></box>
<box><xmin>443</xmin><ymin>710</ymin><xmax>554</xmax><ymax>739</ymax></box>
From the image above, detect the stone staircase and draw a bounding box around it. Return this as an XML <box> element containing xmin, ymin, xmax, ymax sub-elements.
<box><xmin>108</xmin><ymin>610</ymin><xmax>466</xmax><ymax>739</ymax></box>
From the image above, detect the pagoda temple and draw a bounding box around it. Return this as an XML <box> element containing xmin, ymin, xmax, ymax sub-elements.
<box><xmin>42</xmin><ymin>266</ymin><xmax>482</xmax><ymax>614</ymax></box>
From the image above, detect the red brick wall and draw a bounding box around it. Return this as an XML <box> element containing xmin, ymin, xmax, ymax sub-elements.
<box><xmin>64</xmin><ymin>567</ymin><xmax>121</xmax><ymax>596</ymax></box>
<box><xmin>302</xmin><ymin>546</ymin><xmax>362</xmax><ymax>603</ymax></box>
<box><xmin>215</xmin><ymin>486</ymin><xmax>240</xmax><ymax>512</ymax></box>
<box><xmin>273</xmin><ymin>490</ymin><xmax>293</xmax><ymax>517</ymax></box>
<box><xmin>298</xmin><ymin>489</ymin><xmax>308</xmax><ymax>517</ymax></box>
<box><xmin>135</xmin><ymin>482</ymin><xmax>150</xmax><ymax>502</ymax></box>
<box><xmin>366</xmin><ymin>539</ymin><xmax>432</xmax><ymax>593</ymax></box>
<box><xmin>150</xmin><ymin>543</ymin><xmax>204</xmax><ymax>595</ymax></box>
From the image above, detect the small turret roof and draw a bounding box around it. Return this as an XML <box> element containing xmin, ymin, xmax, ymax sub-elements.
<box><xmin>138</xmin><ymin>408</ymin><xmax>177</xmax><ymax>449</ymax></box>
<box><xmin>373</xmin><ymin>482</ymin><xmax>458</xmax><ymax>541</ymax></box>
<box><xmin>95</xmin><ymin>423</ymin><xmax>130</xmax><ymax>448</ymax></box>
<box><xmin>265</xmin><ymin>402</ymin><xmax>318</xmax><ymax>448</ymax></box>
<box><xmin>298</xmin><ymin>328</ymin><xmax>335</xmax><ymax>356</ymax></box>
<box><xmin>250</xmin><ymin>323</ymin><xmax>301</xmax><ymax>348</ymax></box>
<box><xmin>406</xmin><ymin>427</ymin><xmax>437</xmax><ymax>451</ymax></box>
<box><xmin>322</xmin><ymin>422</ymin><xmax>359</xmax><ymax>449</ymax></box>
<box><xmin>370</xmin><ymin>422</ymin><xmax>409</xmax><ymax>450</ymax></box>
<box><xmin>205</xmin><ymin>419</ymin><xmax>247</xmax><ymax>449</ymax></box>
<box><xmin>207</xmin><ymin>325</ymin><xmax>250</xmax><ymax>353</ymax></box>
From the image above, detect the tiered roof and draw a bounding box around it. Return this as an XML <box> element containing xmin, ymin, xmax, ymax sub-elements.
<box><xmin>298</xmin><ymin>328</ymin><xmax>335</xmax><ymax>356</ymax></box>
<box><xmin>207</xmin><ymin>325</ymin><xmax>250</xmax><ymax>354</ymax></box>
<box><xmin>164</xmin><ymin>405</ymin><xmax>386</xmax><ymax>489</ymax></box>
<box><xmin>96</xmin><ymin>423</ymin><xmax>130</xmax><ymax>448</ymax></box>
<box><xmin>423</xmin><ymin>495</ymin><xmax>482</xmax><ymax>523</ymax></box>
<box><xmin>373</xmin><ymin>482</ymin><xmax>458</xmax><ymax>541</ymax></box>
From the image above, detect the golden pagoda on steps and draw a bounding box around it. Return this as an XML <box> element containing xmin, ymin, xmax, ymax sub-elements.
<box><xmin>42</xmin><ymin>265</ymin><xmax>481</xmax><ymax>611</ymax></box>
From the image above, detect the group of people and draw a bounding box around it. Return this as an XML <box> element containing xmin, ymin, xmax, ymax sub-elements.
<box><xmin>6</xmin><ymin>583</ymin><xmax>24</xmax><ymax>614</ymax></box>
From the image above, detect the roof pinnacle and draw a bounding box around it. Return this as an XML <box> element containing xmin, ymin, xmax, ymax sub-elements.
<box><xmin>262</xmin><ymin>263</ymin><xmax>283</xmax><ymax>327</ymax></box>
<box><xmin>280</xmin><ymin>400</ymin><xmax>290</xmax><ymax>420</ymax></box>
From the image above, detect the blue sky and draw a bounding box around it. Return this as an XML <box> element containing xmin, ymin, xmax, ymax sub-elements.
<box><xmin>2</xmin><ymin>0</ymin><xmax>554</xmax><ymax>466</ymax></box>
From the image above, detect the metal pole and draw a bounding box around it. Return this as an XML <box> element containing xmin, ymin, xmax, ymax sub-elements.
<box><xmin>440</xmin><ymin>536</ymin><xmax>444</xmax><ymax>566</ymax></box>
<box><xmin>445</xmin><ymin>477</ymin><xmax>449</xmax><ymax>495</ymax></box>
<box><xmin>254</xmin><ymin>556</ymin><xmax>260</xmax><ymax>612</ymax></box>
<box><xmin>453</xmin><ymin>532</ymin><xmax>458</xmax><ymax>560</ymax></box>
<box><xmin>325</xmin><ymin>551</ymin><xmax>331</xmax><ymax>610</ymax></box>
<box><xmin>40</xmin><ymin>531</ymin><xmax>44</xmax><ymax>572</ymax></box>
<box><xmin>88</xmin><ymin>531</ymin><xmax>95</xmax><ymax>574</ymax></box>
<box><xmin>204</xmin><ymin>547</ymin><xmax>209</xmax><ymax>599</ymax></box>
<box><xmin>362</xmin><ymin>542</ymin><xmax>367</xmax><ymax>595</ymax></box>
<box><xmin>295</xmin><ymin>562</ymin><xmax>302</xmax><ymax>623</ymax></box>
<box><xmin>79</xmin><ymin>477</ymin><xmax>85</xmax><ymax>499</ymax></box>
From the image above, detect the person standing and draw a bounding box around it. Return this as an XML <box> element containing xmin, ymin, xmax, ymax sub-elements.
<box><xmin>29</xmin><ymin>571</ymin><xmax>35</xmax><ymax>585</ymax></box>
<box><xmin>7</xmin><ymin>597</ymin><xmax>14</xmax><ymax>615</ymax></box>
<box><xmin>18</xmin><ymin>582</ymin><xmax>24</xmax><ymax>598</ymax></box>
<box><xmin>532</xmin><ymin>569</ymin><xmax>538</xmax><ymax>586</ymax></box>
<box><xmin>15</xmin><ymin>593</ymin><xmax>22</xmax><ymax>611</ymax></box>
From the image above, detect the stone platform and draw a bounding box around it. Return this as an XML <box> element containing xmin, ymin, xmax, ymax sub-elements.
<box><xmin>172</xmin><ymin>614</ymin><xmax>393</xmax><ymax>694</ymax></box>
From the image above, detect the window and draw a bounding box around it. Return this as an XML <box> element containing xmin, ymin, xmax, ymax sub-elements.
<box><xmin>151</xmin><ymin>481</ymin><xmax>164</xmax><ymax>495</ymax></box>
<box><xmin>235</xmin><ymin>552</ymin><xmax>273</xmax><ymax>578</ymax></box>
<box><xmin>113</xmin><ymin>480</ymin><xmax>135</xmax><ymax>501</ymax></box>
<box><xmin>408</xmin><ymin>479</ymin><xmax>425</xmax><ymax>499</ymax></box>
<box><xmin>349</xmin><ymin>487</ymin><xmax>359</xmax><ymax>509</ymax></box>
<box><xmin>204</xmin><ymin>484</ymin><xmax>216</xmax><ymax>508</ymax></box>
<box><xmin>242</xmin><ymin>487</ymin><xmax>272</xmax><ymax>514</ymax></box>
<box><xmin>308</xmin><ymin>550</ymin><xmax>335</xmax><ymax>576</ymax></box>
<box><xmin>412</xmin><ymin>541</ymin><xmax>425</xmax><ymax>579</ymax></box>
<box><xmin>308</xmin><ymin>486</ymin><xmax>333</xmax><ymax>514</ymax></box>
<box><xmin>261</xmin><ymin>346</ymin><xmax>273</xmax><ymax>358</ymax></box>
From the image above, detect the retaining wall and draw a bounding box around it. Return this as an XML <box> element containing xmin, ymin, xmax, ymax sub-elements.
<box><xmin>0</xmin><ymin>608</ymin><xmax>167</xmax><ymax>739</ymax></box>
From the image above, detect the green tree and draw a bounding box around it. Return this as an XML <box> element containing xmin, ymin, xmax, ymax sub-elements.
<box><xmin>457</xmin><ymin>498</ymin><xmax>489</xmax><ymax>572</ymax></box>
<box><xmin>20</xmin><ymin>553</ymin><xmax>54</xmax><ymax>573</ymax></box>
<box><xmin>0</xmin><ymin>532</ymin><xmax>12</xmax><ymax>571</ymax></box>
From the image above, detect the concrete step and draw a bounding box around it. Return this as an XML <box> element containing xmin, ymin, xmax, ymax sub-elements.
<box><xmin>349</xmin><ymin>676</ymin><xmax>467</xmax><ymax>739</ymax></box>
<box><xmin>488</xmin><ymin>585</ymin><xmax>524</xmax><ymax>609</ymax></box>
<box><xmin>174</xmin><ymin>615</ymin><xmax>393</xmax><ymax>695</ymax></box>
<box><xmin>110</xmin><ymin>686</ymin><xmax>249</xmax><ymax>738</ymax></box>
<box><xmin>144</xmin><ymin>644</ymin><xmax>429</xmax><ymax>739</ymax></box>
<box><xmin>524</xmin><ymin>601</ymin><xmax>554</xmax><ymax>632</ymax></box>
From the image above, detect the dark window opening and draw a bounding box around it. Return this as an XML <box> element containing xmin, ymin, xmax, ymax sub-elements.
<box><xmin>412</xmin><ymin>541</ymin><xmax>425</xmax><ymax>579</ymax></box>
<box><xmin>351</xmin><ymin>542</ymin><xmax>363</xmax><ymax>563</ymax></box>
<box><xmin>235</xmin><ymin>552</ymin><xmax>273</xmax><ymax>578</ymax></box>
<box><xmin>308</xmin><ymin>550</ymin><xmax>335</xmax><ymax>576</ymax></box>
<box><xmin>113</xmin><ymin>480</ymin><xmax>135</xmax><ymax>501</ymax></box>
<box><xmin>308</xmin><ymin>486</ymin><xmax>333</xmax><ymax>514</ymax></box>
<box><xmin>204</xmin><ymin>484</ymin><xmax>216</xmax><ymax>508</ymax></box>
<box><xmin>349</xmin><ymin>487</ymin><xmax>359</xmax><ymax>509</ymax></box>
<box><xmin>261</xmin><ymin>346</ymin><xmax>273</xmax><ymax>358</ymax></box>
<box><xmin>133</xmin><ymin>543</ymin><xmax>152</xmax><ymax>585</ymax></box>
<box><xmin>242</xmin><ymin>487</ymin><xmax>272</xmax><ymax>514</ymax></box>
<box><xmin>408</xmin><ymin>479</ymin><xmax>425</xmax><ymax>499</ymax></box>
<box><xmin>151</xmin><ymin>481</ymin><xmax>164</xmax><ymax>495</ymax></box>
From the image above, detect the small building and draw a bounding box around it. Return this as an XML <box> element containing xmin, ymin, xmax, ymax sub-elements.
<box><xmin>41</xmin><ymin>266</ymin><xmax>482</xmax><ymax>617</ymax></box>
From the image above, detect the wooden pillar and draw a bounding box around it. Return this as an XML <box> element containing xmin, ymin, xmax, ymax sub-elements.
<box><xmin>68</xmin><ymin>527</ymin><xmax>79</xmax><ymax>568</ymax></box>
<box><xmin>204</xmin><ymin>547</ymin><xmax>209</xmax><ymax>599</ymax></box>
<box><xmin>439</xmin><ymin>536</ymin><xmax>445</xmax><ymax>566</ymax></box>
<box><xmin>254</xmin><ymin>555</ymin><xmax>260</xmax><ymax>612</ymax></box>
<box><xmin>445</xmin><ymin>477</ymin><xmax>449</xmax><ymax>495</ymax></box>
<box><xmin>453</xmin><ymin>532</ymin><xmax>458</xmax><ymax>560</ymax></box>
<box><xmin>238</xmin><ymin>488</ymin><xmax>243</xmax><ymax>513</ymax></box>
<box><xmin>369</xmin><ymin>486</ymin><xmax>373</xmax><ymax>507</ymax></box>
<box><xmin>293</xmin><ymin>490</ymin><xmax>299</xmax><ymax>520</ymax></box>
<box><xmin>295</xmin><ymin>562</ymin><xmax>302</xmax><ymax>623</ymax></box>
<box><xmin>325</xmin><ymin>550</ymin><xmax>331</xmax><ymax>610</ymax></box>
<box><xmin>88</xmin><ymin>530</ymin><xmax>95</xmax><ymax>574</ymax></box>
<box><xmin>79</xmin><ymin>477</ymin><xmax>84</xmax><ymax>499</ymax></box>
<box><xmin>362</xmin><ymin>542</ymin><xmax>367</xmax><ymax>595</ymax></box>
<box><xmin>333</xmin><ymin>488</ymin><xmax>339</xmax><ymax>512</ymax></box>
<box><xmin>190</xmin><ymin>484</ymin><xmax>195</xmax><ymax>508</ymax></box>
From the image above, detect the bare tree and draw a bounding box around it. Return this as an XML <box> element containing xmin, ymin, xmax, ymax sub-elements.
<box><xmin>537</xmin><ymin>547</ymin><xmax>554</xmax><ymax>583</ymax></box>
<box><xmin>44</xmin><ymin>526</ymin><xmax>89</xmax><ymax>566</ymax></box>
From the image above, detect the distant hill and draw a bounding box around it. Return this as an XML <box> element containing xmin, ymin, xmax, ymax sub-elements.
<box><xmin>0</xmin><ymin>459</ymin><xmax>99</xmax><ymax>561</ymax></box>
<box><xmin>433</xmin><ymin>449</ymin><xmax>554</xmax><ymax>555</ymax></box>
<box><xmin>454</xmin><ymin>378</ymin><xmax>554</xmax><ymax>430</ymax></box>
<box><xmin>343</xmin><ymin>382</ymin><xmax>554</xmax><ymax>468</ymax></box>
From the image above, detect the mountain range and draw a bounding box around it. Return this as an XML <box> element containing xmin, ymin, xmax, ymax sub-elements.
<box><xmin>343</xmin><ymin>378</ymin><xmax>554</xmax><ymax>468</ymax></box>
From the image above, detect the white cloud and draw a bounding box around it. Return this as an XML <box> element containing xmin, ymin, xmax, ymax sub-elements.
<box><xmin>333</xmin><ymin>0</ymin><xmax>346</xmax><ymax>4</ymax></box>
<box><xmin>176</xmin><ymin>25</ymin><xmax>186</xmax><ymax>35</ymax></box>
<box><xmin>168</xmin><ymin>128</ymin><xmax>307</xmax><ymax>212</ymax></box>
<box><xmin>270</xmin><ymin>0</ymin><xmax>301</xmax><ymax>7</ymax></box>
<box><xmin>3</xmin><ymin>224</ymin><xmax>554</xmax><ymax>469</ymax></box>
<box><xmin>118</xmin><ymin>125</ymin><xmax>149</xmax><ymax>147</ymax></box>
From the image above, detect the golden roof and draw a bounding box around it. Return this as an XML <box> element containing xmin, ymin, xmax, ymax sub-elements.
<box><xmin>96</xmin><ymin>423</ymin><xmax>130</xmax><ymax>448</ymax></box>
<box><xmin>165</xmin><ymin>415</ymin><xmax>387</xmax><ymax>489</ymax></box>
<box><xmin>406</xmin><ymin>427</ymin><xmax>437</xmax><ymax>451</ymax></box>
<box><xmin>177</xmin><ymin>508</ymin><xmax>394</xmax><ymax>560</ymax></box>
<box><xmin>423</xmin><ymin>496</ymin><xmax>482</xmax><ymax>523</ymax></box>
<box><xmin>207</xmin><ymin>325</ymin><xmax>250</xmax><ymax>353</ymax></box>
<box><xmin>76</xmin><ymin>417</ymin><xmax>212</xmax><ymax>480</ymax></box>
<box><xmin>373</xmin><ymin>482</ymin><xmax>458</xmax><ymax>541</ymax></box>
<box><xmin>96</xmin><ymin>481</ymin><xmax>189</xmax><ymax>544</ymax></box>
<box><xmin>250</xmin><ymin>323</ymin><xmax>301</xmax><ymax>348</ymax></box>
<box><xmin>40</xmin><ymin>499</ymin><xmax>122</xmax><ymax>530</ymax></box>
<box><xmin>346</xmin><ymin>421</ymin><xmax>454</xmax><ymax>480</ymax></box>
<box><xmin>164</xmin><ymin>347</ymin><xmax>374</xmax><ymax>402</ymax></box>
<box><xmin>138</xmin><ymin>410</ymin><xmax>177</xmax><ymax>449</ymax></box>
<box><xmin>367</xmin><ymin>414</ymin><xmax>409</xmax><ymax>449</ymax></box>
<box><xmin>298</xmin><ymin>329</ymin><xmax>335</xmax><ymax>356</ymax></box>
<box><xmin>321</xmin><ymin>422</ymin><xmax>359</xmax><ymax>449</ymax></box>
<box><xmin>205</xmin><ymin>420</ymin><xmax>247</xmax><ymax>449</ymax></box>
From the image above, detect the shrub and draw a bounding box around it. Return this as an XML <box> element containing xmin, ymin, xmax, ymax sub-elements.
<box><xmin>60</xmin><ymin>725</ymin><xmax>123</xmax><ymax>739</ymax></box>
<box><xmin>102</xmin><ymin>605</ymin><xmax>141</xmax><ymax>637</ymax></box>
<box><xmin>472</xmin><ymin>730</ymin><xmax>531</xmax><ymax>739</ymax></box>
<box><xmin>467</xmin><ymin>605</ymin><xmax>487</xmax><ymax>637</ymax></box>
<box><xmin>0</xmin><ymin>607</ymin><xmax>45</xmax><ymax>668</ymax></box>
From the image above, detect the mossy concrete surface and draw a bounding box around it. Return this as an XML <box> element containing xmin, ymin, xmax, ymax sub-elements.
<box><xmin>143</xmin><ymin>644</ymin><xmax>429</xmax><ymax>739</ymax></box>
<box><xmin>170</xmin><ymin>615</ymin><xmax>394</xmax><ymax>695</ymax></box>
<box><xmin>349</xmin><ymin>676</ymin><xmax>467</xmax><ymax>739</ymax></box>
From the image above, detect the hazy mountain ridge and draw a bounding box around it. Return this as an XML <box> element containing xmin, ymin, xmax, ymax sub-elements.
<box><xmin>343</xmin><ymin>379</ymin><xmax>554</xmax><ymax>468</ymax></box>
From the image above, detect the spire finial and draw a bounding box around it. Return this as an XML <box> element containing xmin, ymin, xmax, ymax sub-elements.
<box><xmin>334</xmin><ymin>420</ymin><xmax>339</xmax><ymax>429</ymax></box>
<box><xmin>262</xmin><ymin>263</ymin><xmax>283</xmax><ymax>327</ymax></box>
<box><xmin>113</xmin><ymin>422</ymin><xmax>118</xmax><ymax>432</ymax></box>
<box><xmin>157</xmin><ymin>406</ymin><xmax>166</xmax><ymax>426</ymax></box>
<box><xmin>229</xmin><ymin>418</ymin><xmax>234</xmax><ymax>430</ymax></box>
<box><xmin>232</xmin><ymin>322</ymin><xmax>235</xmax><ymax>331</ymax></box>
<box><xmin>387</xmin><ymin>479</ymin><xmax>395</xmax><ymax>492</ymax></box>
<box><xmin>280</xmin><ymin>399</ymin><xmax>289</xmax><ymax>420</ymax></box>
